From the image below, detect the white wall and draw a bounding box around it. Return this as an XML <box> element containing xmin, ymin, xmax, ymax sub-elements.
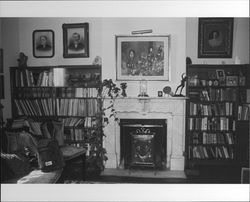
<box><xmin>186</xmin><ymin>18</ymin><xmax>249</xmax><ymax>64</ymax></box>
<box><xmin>1</xmin><ymin>17</ymin><xmax>187</xmax><ymax>120</ymax></box>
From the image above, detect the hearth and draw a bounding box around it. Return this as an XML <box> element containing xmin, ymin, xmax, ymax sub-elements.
<box><xmin>120</xmin><ymin>119</ymin><xmax>167</xmax><ymax>170</ymax></box>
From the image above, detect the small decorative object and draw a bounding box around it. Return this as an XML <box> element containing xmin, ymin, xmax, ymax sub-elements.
<box><xmin>131</xmin><ymin>29</ymin><xmax>153</xmax><ymax>35</ymax></box>
<box><xmin>239</xmin><ymin>71</ymin><xmax>246</xmax><ymax>86</ymax></box>
<box><xmin>208</xmin><ymin>80</ymin><xmax>213</xmax><ymax>86</ymax></box>
<box><xmin>33</xmin><ymin>30</ymin><xmax>54</xmax><ymax>58</ymax></box>
<box><xmin>213</xmin><ymin>79</ymin><xmax>219</xmax><ymax>86</ymax></box>
<box><xmin>174</xmin><ymin>73</ymin><xmax>187</xmax><ymax>97</ymax></box>
<box><xmin>163</xmin><ymin>86</ymin><xmax>174</xmax><ymax>97</ymax></box>
<box><xmin>216</xmin><ymin>69</ymin><xmax>226</xmax><ymax>85</ymax></box>
<box><xmin>198</xmin><ymin>18</ymin><xmax>234</xmax><ymax>58</ymax></box>
<box><xmin>62</xmin><ymin>23</ymin><xmax>89</xmax><ymax>58</ymax></box>
<box><xmin>92</xmin><ymin>56</ymin><xmax>102</xmax><ymax>66</ymax></box>
<box><xmin>0</xmin><ymin>49</ymin><xmax>3</xmax><ymax>73</ymax></box>
<box><xmin>138</xmin><ymin>80</ymin><xmax>148</xmax><ymax>97</ymax></box>
<box><xmin>116</xmin><ymin>35</ymin><xmax>170</xmax><ymax>81</ymax></box>
<box><xmin>186</xmin><ymin>57</ymin><xmax>192</xmax><ymax>65</ymax></box>
<box><xmin>226</xmin><ymin>76</ymin><xmax>238</xmax><ymax>86</ymax></box>
<box><xmin>120</xmin><ymin>82</ymin><xmax>127</xmax><ymax>97</ymax></box>
<box><xmin>158</xmin><ymin>91</ymin><xmax>163</xmax><ymax>97</ymax></box>
<box><xmin>17</xmin><ymin>52</ymin><xmax>28</xmax><ymax>68</ymax></box>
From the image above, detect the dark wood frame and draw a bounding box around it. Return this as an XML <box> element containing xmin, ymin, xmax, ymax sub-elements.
<box><xmin>198</xmin><ymin>18</ymin><xmax>234</xmax><ymax>58</ymax></box>
<box><xmin>62</xmin><ymin>23</ymin><xmax>89</xmax><ymax>58</ymax></box>
<box><xmin>32</xmin><ymin>29</ymin><xmax>55</xmax><ymax>58</ymax></box>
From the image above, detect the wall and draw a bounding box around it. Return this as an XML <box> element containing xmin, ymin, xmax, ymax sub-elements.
<box><xmin>186</xmin><ymin>18</ymin><xmax>249</xmax><ymax>64</ymax></box>
<box><xmin>1</xmin><ymin>18</ymin><xmax>20</xmax><ymax>120</ymax></box>
<box><xmin>1</xmin><ymin>17</ymin><xmax>186</xmax><ymax>121</ymax></box>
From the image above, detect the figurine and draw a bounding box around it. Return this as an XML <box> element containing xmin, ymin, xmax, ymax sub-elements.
<box><xmin>120</xmin><ymin>82</ymin><xmax>127</xmax><ymax>97</ymax></box>
<box><xmin>17</xmin><ymin>52</ymin><xmax>28</xmax><ymax>68</ymax></box>
<box><xmin>174</xmin><ymin>73</ymin><xmax>187</xmax><ymax>96</ymax></box>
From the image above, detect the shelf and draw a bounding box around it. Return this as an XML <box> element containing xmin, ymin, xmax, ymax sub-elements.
<box><xmin>188</xmin><ymin>115</ymin><xmax>235</xmax><ymax>118</ymax></box>
<box><xmin>188</xmin><ymin>159</ymin><xmax>237</xmax><ymax>166</ymax></box>
<box><xmin>188</xmin><ymin>130</ymin><xmax>235</xmax><ymax>133</ymax></box>
<box><xmin>190</xmin><ymin>143</ymin><xmax>234</xmax><ymax>147</ymax></box>
<box><xmin>189</xmin><ymin>86</ymin><xmax>246</xmax><ymax>89</ymax></box>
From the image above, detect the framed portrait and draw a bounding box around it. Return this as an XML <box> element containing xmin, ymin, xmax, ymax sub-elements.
<box><xmin>62</xmin><ymin>23</ymin><xmax>89</xmax><ymax>58</ymax></box>
<box><xmin>0</xmin><ymin>75</ymin><xmax>4</xmax><ymax>99</ymax></box>
<box><xmin>198</xmin><ymin>18</ymin><xmax>234</xmax><ymax>58</ymax></box>
<box><xmin>116</xmin><ymin>35</ymin><xmax>170</xmax><ymax>81</ymax></box>
<box><xmin>0</xmin><ymin>49</ymin><xmax>3</xmax><ymax>73</ymax></box>
<box><xmin>33</xmin><ymin>30</ymin><xmax>55</xmax><ymax>58</ymax></box>
<box><xmin>216</xmin><ymin>69</ymin><xmax>225</xmax><ymax>79</ymax></box>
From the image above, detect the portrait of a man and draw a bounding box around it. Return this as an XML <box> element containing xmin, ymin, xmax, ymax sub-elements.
<box><xmin>63</xmin><ymin>23</ymin><xmax>89</xmax><ymax>58</ymax></box>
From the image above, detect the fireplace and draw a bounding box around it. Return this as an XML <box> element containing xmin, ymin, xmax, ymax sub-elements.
<box><xmin>120</xmin><ymin>119</ymin><xmax>167</xmax><ymax>170</ymax></box>
<box><xmin>103</xmin><ymin>97</ymin><xmax>186</xmax><ymax>171</ymax></box>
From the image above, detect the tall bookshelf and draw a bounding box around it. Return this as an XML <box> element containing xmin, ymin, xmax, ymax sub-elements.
<box><xmin>10</xmin><ymin>65</ymin><xmax>104</xmax><ymax>171</ymax></box>
<box><xmin>186</xmin><ymin>64</ymin><xmax>250</xmax><ymax>169</ymax></box>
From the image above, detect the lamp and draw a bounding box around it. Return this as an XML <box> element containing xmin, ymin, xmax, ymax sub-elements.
<box><xmin>138</xmin><ymin>79</ymin><xmax>148</xmax><ymax>97</ymax></box>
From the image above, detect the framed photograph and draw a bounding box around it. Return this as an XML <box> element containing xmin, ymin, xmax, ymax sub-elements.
<box><xmin>0</xmin><ymin>49</ymin><xmax>3</xmax><ymax>73</ymax></box>
<box><xmin>0</xmin><ymin>75</ymin><xmax>4</xmax><ymax>99</ymax></box>
<box><xmin>33</xmin><ymin>30</ymin><xmax>54</xmax><ymax>58</ymax></box>
<box><xmin>116</xmin><ymin>35</ymin><xmax>170</xmax><ymax>81</ymax></box>
<box><xmin>216</xmin><ymin>69</ymin><xmax>225</xmax><ymax>79</ymax></box>
<box><xmin>198</xmin><ymin>18</ymin><xmax>234</xmax><ymax>58</ymax></box>
<box><xmin>62</xmin><ymin>23</ymin><xmax>89</xmax><ymax>58</ymax></box>
<box><xmin>226</xmin><ymin>76</ymin><xmax>238</xmax><ymax>86</ymax></box>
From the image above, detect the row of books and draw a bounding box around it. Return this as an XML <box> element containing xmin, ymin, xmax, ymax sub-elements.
<box><xmin>238</xmin><ymin>104</ymin><xmax>250</xmax><ymax>120</ymax></box>
<box><xmin>14</xmin><ymin>87</ymin><xmax>99</xmax><ymax>98</ymax></box>
<box><xmin>14</xmin><ymin>98</ymin><xmax>100</xmax><ymax>117</ymax></box>
<box><xmin>189</xmin><ymin>145</ymin><xmax>234</xmax><ymax>159</ymax></box>
<box><xmin>197</xmin><ymin>88</ymin><xmax>238</xmax><ymax>102</ymax></box>
<box><xmin>189</xmin><ymin>102</ymin><xmax>234</xmax><ymax>116</ymax></box>
<box><xmin>187</xmin><ymin>117</ymin><xmax>235</xmax><ymax>131</ymax></box>
<box><xmin>190</xmin><ymin>132</ymin><xmax>234</xmax><ymax>145</ymax></box>
<box><xmin>14</xmin><ymin>69</ymin><xmax>54</xmax><ymax>87</ymax></box>
<box><xmin>62</xmin><ymin>117</ymin><xmax>98</xmax><ymax>128</ymax></box>
<box><xmin>64</xmin><ymin>142</ymin><xmax>92</xmax><ymax>156</ymax></box>
<box><xmin>58</xmin><ymin>87</ymin><xmax>99</xmax><ymax>98</ymax></box>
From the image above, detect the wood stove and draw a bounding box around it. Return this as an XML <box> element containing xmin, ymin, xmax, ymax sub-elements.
<box><xmin>120</xmin><ymin>119</ymin><xmax>167</xmax><ymax>170</ymax></box>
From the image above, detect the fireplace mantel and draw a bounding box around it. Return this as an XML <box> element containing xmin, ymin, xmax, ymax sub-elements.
<box><xmin>103</xmin><ymin>97</ymin><xmax>187</xmax><ymax>171</ymax></box>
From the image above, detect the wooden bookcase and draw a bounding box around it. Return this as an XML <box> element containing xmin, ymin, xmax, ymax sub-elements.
<box><xmin>10</xmin><ymin>65</ymin><xmax>104</xmax><ymax>172</ymax></box>
<box><xmin>185</xmin><ymin>64</ymin><xmax>250</xmax><ymax>169</ymax></box>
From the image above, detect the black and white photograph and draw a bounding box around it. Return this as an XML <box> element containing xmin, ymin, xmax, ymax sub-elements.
<box><xmin>198</xmin><ymin>18</ymin><xmax>234</xmax><ymax>58</ymax></box>
<box><xmin>116</xmin><ymin>35</ymin><xmax>169</xmax><ymax>80</ymax></box>
<box><xmin>32</xmin><ymin>29</ymin><xmax>54</xmax><ymax>58</ymax></box>
<box><xmin>63</xmin><ymin>23</ymin><xmax>89</xmax><ymax>58</ymax></box>
<box><xmin>0</xmin><ymin>1</ymin><xmax>249</xmax><ymax>202</ymax></box>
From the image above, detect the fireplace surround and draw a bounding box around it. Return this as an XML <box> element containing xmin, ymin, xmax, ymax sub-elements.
<box><xmin>120</xmin><ymin>119</ymin><xmax>167</xmax><ymax>170</ymax></box>
<box><xmin>103</xmin><ymin>97</ymin><xmax>186</xmax><ymax>171</ymax></box>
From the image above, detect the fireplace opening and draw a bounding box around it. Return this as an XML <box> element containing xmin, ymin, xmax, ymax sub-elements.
<box><xmin>120</xmin><ymin>119</ymin><xmax>167</xmax><ymax>170</ymax></box>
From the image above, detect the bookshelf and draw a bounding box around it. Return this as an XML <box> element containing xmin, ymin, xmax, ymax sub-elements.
<box><xmin>10</xmin><ymin>65</ymin><xmax>104</xmax><ymax>172</ymax></box>
<box><xmin>186</xmin><ymin>64</ymin><xmax>250</xmax><ymax>168</ymax></box>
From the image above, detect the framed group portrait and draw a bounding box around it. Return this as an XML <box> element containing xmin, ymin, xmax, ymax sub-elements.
<box><xmin>62</xmin><ymin>23</ymin><xmax>89</xmax><ymax>58</ymax></box>
<box><xmin>198</xmin><ymin>18</ymin><xmax>234</xmax><ymax>58</ymax></box>
<box><xmin>116</xmin><ymin>35</ymin><xmax>170</xmax><ymax>81</ymax></box>
<box><xmin>32</xmin><ymin>29</ymin><xmax>55</xmax><ymax>58</ymax></box>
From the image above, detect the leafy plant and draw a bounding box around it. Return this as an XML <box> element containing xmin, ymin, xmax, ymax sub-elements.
<box><xmin>87</xmin><ymin>79</ymin><xmax>122</xmax><ymax>173</ymax></box>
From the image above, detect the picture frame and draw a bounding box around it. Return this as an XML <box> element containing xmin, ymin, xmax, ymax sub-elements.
<box><xmin>62</xmin><ymin>23</ymin><xmax>89</xmax><ymax>58</ymax></box>
<box><xmin>116</xmin><ymin>35</ymin><xmax>170</xmax><ymax>81</ymax></box>
<box><xmin>198</xmin><ymin>18</ymin><xmax>234</xmax><ymax>58</ymax></box>
<box><xmin>216</xmin><ymin>69</ymin><xmax>225</xmax><ymax>80</ymax></box>
<box><xmin>33</xmin><ymin>30</ymin><xmax>54</xmax><ymax>58</ymax></box>
<box><xmin>226</xmin><ymin>76</ymin><xmax>238</xmax><ymax>86</ymax></box>
<box><xmin>0</xmin><ymin>49</ymin><xmax>3</xmax><ymax>73</ymax></box>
